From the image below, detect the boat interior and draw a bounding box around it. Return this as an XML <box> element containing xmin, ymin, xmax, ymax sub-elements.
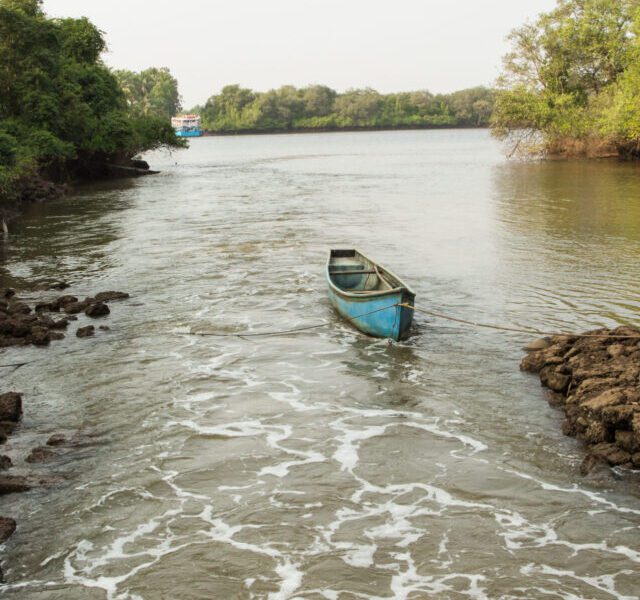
<box><xmin>328</xmin><ymin>249</ymin><xmax>402</xmax><ymax>294</ymax></box>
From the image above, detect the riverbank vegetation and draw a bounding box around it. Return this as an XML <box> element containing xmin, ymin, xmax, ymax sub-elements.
<box><xmin>0</xmin><ymin>0</ymin><xmax>184</xmax><ymax>213</ymax></box>
<box><xmin>191</xmin><ymin>85</ymin><xmax>495</xmax><ymax>133</ymax></box>
<box><xmin>492</xmin><ymin>0</ymin><xmax>640</xmax><ymax>158</ymax></box>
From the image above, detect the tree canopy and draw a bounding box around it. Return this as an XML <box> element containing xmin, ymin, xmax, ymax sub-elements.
<box><xmin>114</xmin><ymin>67</ymin><xmax>182</xmax><ymax>119</ymax></box>
<box><xmin>492</xmin><ymin>0</ymin><xmax>640</xmax><ymax>157</ymax></box>
<box><xmin>0</xmin><ymin>0</ymin><xmax>184</xmax><ymax>207</ymax></box>
<box><xmin>195</xmin><ymin>84</ymin><xmax>495</xmax><ymax>133</ymax></box>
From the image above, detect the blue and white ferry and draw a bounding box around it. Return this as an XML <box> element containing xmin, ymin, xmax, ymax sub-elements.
<box><xmin>171</xmin><ymin>114</ymin><xmax>203</xmax><ymax>137</ymax></box>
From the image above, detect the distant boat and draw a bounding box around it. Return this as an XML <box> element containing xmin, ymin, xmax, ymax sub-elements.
<box><xmin>327</xmin><ymin>249</ymin><xmax>415</xmax><ymax>341</ymax></box>
<box><xmin>171</xmin><ymin>114</ymin><xmax>203</xmax><ymax>137</ymax></box>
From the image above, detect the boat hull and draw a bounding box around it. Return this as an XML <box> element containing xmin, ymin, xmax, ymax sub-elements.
<box><xmin>326</xmin><ymin>249</ymin><xmax>415</xmax><ymax>341</ymax></box>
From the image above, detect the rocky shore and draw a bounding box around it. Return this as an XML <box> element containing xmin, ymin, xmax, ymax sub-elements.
<box><xmin>521</xmin><ymin>326</ymin><xmax>640</xmax><ymax>473</ymax></box>
<box><xmin>0</xmin><ymin>284</ymin><xmax>130</xmax><ymax>582</ymax></box>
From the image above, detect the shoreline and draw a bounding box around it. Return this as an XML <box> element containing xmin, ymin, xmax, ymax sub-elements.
<box><xmin>200</xmin><ymin>124</ymin><xmax>488</xmax><ymax>137</ymax></box>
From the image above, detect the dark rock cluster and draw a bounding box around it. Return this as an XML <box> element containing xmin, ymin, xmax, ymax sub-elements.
<box><xmin>0</xmin><ymin>288</ymin><xmax>129</xmax><ymax>347</ymax></box>
<box><xmin>0</xmin><ymin>284</ymin><xmax>130</xmax><ymax>581</ymax></box>
<box><xmin>521</xmin><ymin>326</ymin><xmax>640</xmax><ymax>473</ymax></box>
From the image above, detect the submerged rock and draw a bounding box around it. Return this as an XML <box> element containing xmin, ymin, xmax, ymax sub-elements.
<box><xmin>26</xmin><ymin>446</ymin><xmax>55</xmax><ymax>464</ymax></box>
<box><xmin>0</xmin><ymin>517</ymin><xmax>16</xmax><ymax>543</ymax></box>
<box><xmin>46</xmin><ymin>434</ymin><xmax>66</xmax><ymax>446</ymax></box>
<box><xmin>76</xmin><ymin>325</ymin><xmax>95</xmax><ymax>338</ymax></box>
<box><xmin>84</xmin><ymin>302</ymin><xmax>110</xmax><ymax>318</ymax></box>
<box><xmin>95</xmin><ymin>291</ymin><xmax>129</xmax><ymax>302</ymax></box>
<box><xmin>0</xmin><ymin>456</ymin><xmax>12</xmax><ymax>470</ymax></box>
<box><xmin>0</xmin><ymin>393</ymin><xmax>22</xmax><ymax>422</ymax></box>
<box><xmin>0</xmin><ymin>475</ymin><xmax>30</xmax><ymax>495</ymax></box>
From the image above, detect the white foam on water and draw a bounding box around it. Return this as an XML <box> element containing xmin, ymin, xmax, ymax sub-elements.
<box><xmin>497</xmin><ymin>509</ymin><xmax>640</xmax><ymax>564</ymax></box>
<box><xmin>521</xmin><ymin>563</ymin><xmax>639</xmax><ymax>600</ymax></box>
<box><xmin>503</xmin><ymin>468</ymin><xmax>640</xmax><ymax>516</ymax></box>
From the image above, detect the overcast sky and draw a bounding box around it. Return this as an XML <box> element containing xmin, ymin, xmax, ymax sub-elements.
<box><xmin>44</xmin><ymin>0</ymin><xmax>557</xmax><ymax>109</ymax></box>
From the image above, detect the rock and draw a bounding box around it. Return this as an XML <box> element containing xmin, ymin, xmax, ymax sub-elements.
<box><xmin>49</xmin><ymin>281</ymin><xmax>70</xmax><ymax>290</ymax></box>
<box><xmin>51</xmin><ymin>295</ymin><xmax>77</xmax><ymax>311</ymax></box>
<box><xmin>7</xmin><ymin>302</ymin><xmax>31</xmax><ymax>316</ymax></box>
<box><xmin>76</xmin><ymin>325</ymin><xmax>95</xmax><ymax>338</ymax></box>
<box><xmin>99</xmin><ymin>325</ymin><xmax>110</xmax><ymax>331</ymax></box>
<box><xmin>26</xmin><ymin>446</ymin><xmax>55</xmax><ymax>463</ymax></box>
<box><xmin>84</xmin><ymin>302</ymin><xmax>110</xmax><ymax>318</ymax></box>
<box><xmin>607</xmin><ymin>343</ymin><xmax>626</xmax><ymax>358</ymax></box>
<box><xmin>539</xmin><ymin>366</ymin><xmax>571</xmax><ymax>393</ymax></box>
<box><xmin>581</xmin><ymin>389</ymin><xmax>626</xmax><ymax>414</ymax></box>
<box><xmin>0</xmin><ymin>422</ymin><xmax>16</xmax><ymax>435</ymax></box>
<box><xmin>580</xmin><ymin>453</ymin><xmax>608</xmax><ymax>476</ymax></box>
<box><xmin>95</xmin><ymin>291</ymin><xmax>130</xmax><ymax>302</ymax></box>
<box><xmin>1</xmin><ymin>289</ymin><xmax>15</xmax><ymax>300</ymax></box>
<box><xmin>50</xmin><ymin>317</ymin><xmax>70</xmax><ymax>330</ymax></box>
<box><xmin>0</xmin><ymin>318</ymin><xmax>30</xmax><ymax>337</ymax></box>
<box><xmin>46</xmin><ymin>434</ymin><xmax>66</xmax><ymax>446</ymax></box>
<box><xmin>29</xmin><ymin>326</ymin><xmax>50</xmax><ymax>346</ymax></box>
<box><xmin>0</xmin><ymin>456</ymin><xmax>12</xmax><ymax>470</ymax></box>
<box><xmin>601</xmin><ymin>405</ymin><xmax>634</xmax><ymax>428</ymax></box>
<box><xmin>0</xmin><ymin>393</ymin><xmax>22</xmax><ymax>422</ymax></box>
<box><xmin>35</xmin><ymin>302</ymin><xmax>54</xmax><ymax>312</ymax></box>
<box><xmin>0</xmin><ymin>517</ymin><xmax>16</xmax><ymax>543</ymax></box>
<box><xmin>523</xmin><ymin>337</ymin><xmax>551</xmax><ymax>352</ymax></box>
<box><xmin>0</xmin><ymin>432</ymin><xmax>6</xmax><ymax>445</ymax></box>
<box><xmin>0</xmin><ymin>475</ymin><xmax>30</xmax><ymax>494</ymax></box>
<box><xmin>49</xmin><ymin>331</ymin><xmax>65</xmax><ymax>341</ymax></box>
<box><xmin>64</xmin><ymin>300</ymin><xmax>92</xmax><ymax>315</ymax></box>
<box><xmin>589</xmin><ymin>442</ymin><xmax>631</xmax><ymax>466</ymax></box>
<box><xmin>615</xmin><ymin>430</ymin><xmax>639</xmax><ymax>453</ymax></box>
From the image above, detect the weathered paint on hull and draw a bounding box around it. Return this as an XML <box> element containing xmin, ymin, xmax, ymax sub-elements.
<box><xmin>327</xmin><ymin>286</ymin><xmax>414</xmax><ymax>341</ymax></box>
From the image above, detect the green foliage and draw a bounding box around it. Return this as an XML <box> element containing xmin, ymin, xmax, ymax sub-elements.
<box><xmin>114</xmin><ymin>67</ymin><xmax>182</xmax><ymax>119</ymax></box>
<box><xmin>492</xmin><ymin>0</ymin><xmax>640</xmax><ymax>156</ymax></box>
<box><xmin>198</xmin><ymin>84</ymin><xmax>494</xmax><ymax>133</ymax></box>
<box><xmin>0</xmin><ymin>0</ymin><xmax>184</xmax><ymax>207</ymax></box>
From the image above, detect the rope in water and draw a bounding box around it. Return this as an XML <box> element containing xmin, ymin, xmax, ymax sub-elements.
<box><xmin>399</xmin><ymin>304</ymin><xmax>640</xmax><ymax>339</ymax></box>
<box><xmin>191</xmin><ymin>304</ymin><xmax>396</xmax><ymax>337</ymax></box>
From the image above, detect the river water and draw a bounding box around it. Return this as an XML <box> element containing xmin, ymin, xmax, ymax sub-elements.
<box><xmin>1</xmin><ymin>129</ymin><xmax>640</xmax><ymax>599</ymax></box>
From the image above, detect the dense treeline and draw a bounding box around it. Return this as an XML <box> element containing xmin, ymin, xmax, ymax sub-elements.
<box><xmin>114</xmin><ymin>68</ymin><xmax>182</xmax><ymax>120</ymax></box>
<box><xmin>492</xmin><ymin>0</ymin><xmax>640</xmax><ymax>158</ymax></box>
<box><xmin>191</xmin><ymin>85</ymin><xmax>494</xmax><ymax>133</ymax></box>
<box><xmin>0</xmin><ymin>0</ymin><xmax>184</xmax><ymax>210</ymax></box>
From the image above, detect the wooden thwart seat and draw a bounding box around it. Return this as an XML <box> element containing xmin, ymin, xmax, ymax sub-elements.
<box><xmin>329</xmin><ymin>269</ymin><xmax>377</xmax><ymax>275</ymax></box>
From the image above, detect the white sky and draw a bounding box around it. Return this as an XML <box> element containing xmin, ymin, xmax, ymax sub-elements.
<box><xmin>43</xmin><ymin>0</ymin><xmax>557</xmax><ymax>109</ymax></box>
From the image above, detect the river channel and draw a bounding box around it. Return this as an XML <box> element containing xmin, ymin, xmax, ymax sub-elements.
<box><xmin>1</xmin><ymin>129</ymin><xmax>640</xmax><ymax>599</ymax></box>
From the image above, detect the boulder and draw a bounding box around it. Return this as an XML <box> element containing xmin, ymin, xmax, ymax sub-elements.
<box><xmin>1</xmin><ymin>289</ymin><xmax>15</xmax><ymax>300</ymax></box>
<box><xmin>84</xmin><ymin>302</ymin><xmax>110</xmax><ymax>318</ymax></box>
<box><xmin>0</xmin><ymin>456</ymin><xmax>12</xmax><ymax>470</ymax></box>
<box><xmin>0</xmin><ymin>393</ymin><xmax>22</xmax><ymax>422</ymax></box>
<box><xmin>0</xmin><ymin>422</ymin><xmax>16</xmax><ymax>435</ymax></box>
<box><xmin>76</xmin><ymin>325</ymin><xmax>95</xmax><ymax>338</ymax></box>
<box><xmin>49</xmin><ymin>281</ymin><xmax>70</xmax><ymax>290</ymax></box>
<box><xmin>95</xmin><ymin>291</ymin><xmax>130</xmax><ymax>302</ymax></box>
<box><xmin>589</xmin><ymin>442</ymin><xmax>631</xmax><ymax>466</ymax></box>
<box><xmin>0</xmin><ymin>475</ymin><xmax>30</xmax><ymax>494</ymax></box>
<box><xmin>523</xmin><ymin>337</ymin><xmax>551</xmax><ymax>352</ymax></box>
<box><xmin>0</xmin><ymin>517</ymin><xmax>16</xmax><ymax>543</ymax></box>
<box><xmin>64</xmin><ymin>300</ymin><xmax>93</xmax><ymax>315</ymax></box>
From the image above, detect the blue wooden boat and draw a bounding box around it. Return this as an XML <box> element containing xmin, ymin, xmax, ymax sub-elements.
<box><xmin>327</xmin><ymin>249</ymin><xmax>416</xmax><ymax>341</ymax></box>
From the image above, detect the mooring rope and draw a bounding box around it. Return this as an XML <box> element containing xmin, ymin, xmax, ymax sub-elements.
<box><xmin>190</xmin><ymin>303</ymin><xmax>398</xmax><ymax>337</ymax></box>
<box><xmin>399</xmin><ymin>303</ymin><xmax>640</xmax><ymax>339</ymax></box>
<box><xmin>0</xmin><ymin>302</ymin><xmax>637</xmax><ymax>368</ymax></box>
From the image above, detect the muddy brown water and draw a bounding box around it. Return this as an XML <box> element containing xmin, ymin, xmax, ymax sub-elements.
<box><xmin>1</xmin><ymin>129</ymin><xmax>640</xmax><ymax>599</ymax></box>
